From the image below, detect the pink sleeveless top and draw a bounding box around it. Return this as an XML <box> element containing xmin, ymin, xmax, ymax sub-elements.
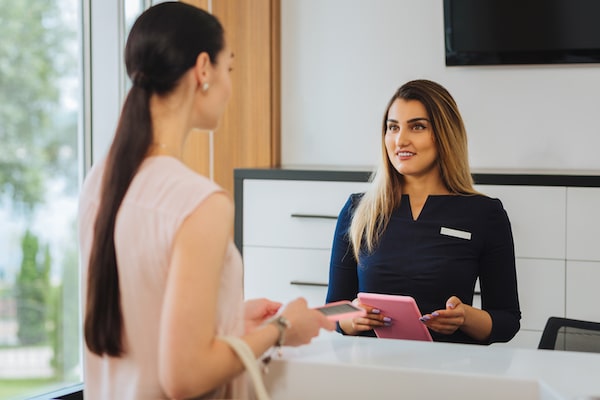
<box><xmin>78</xmin><ymin>156</ymin><xmax>248</xmax><ymax>399</ymax></box>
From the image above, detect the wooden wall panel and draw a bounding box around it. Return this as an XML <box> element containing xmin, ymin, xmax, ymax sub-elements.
<box><xmin>181</xmin><ymin>0</ymin><xmax>208</xmax><ymax>7</ymax></box>
<box><xmin>181</xmin><ymin>0</ymin><xmax>280</xmax><ymax>194</ymax></box>
<box><xmin>269</xmin><ymin>0</ymin><xmax>281</xmax><ymax>166</ymax></box>
<box><xmin>212</xmin><ymin>0</ymin><xmax>280</xmax><ymax>193</ymax></box>
<box><xmin>181</xmin><ymin>0</ymin><xmax>211</xmax><ymax>178</ymax></box>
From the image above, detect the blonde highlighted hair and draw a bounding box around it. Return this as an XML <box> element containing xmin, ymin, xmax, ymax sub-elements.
<box><xmin>349</xmin><ymin>80</ymin><xmax>480</xmax><ymax>260</ymax></box>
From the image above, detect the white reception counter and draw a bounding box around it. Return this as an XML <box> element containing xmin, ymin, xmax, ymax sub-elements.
<box><xmin>264</xmin><ymin>331</ymin><xmax>600</xmax><ymax>400</ymax></box>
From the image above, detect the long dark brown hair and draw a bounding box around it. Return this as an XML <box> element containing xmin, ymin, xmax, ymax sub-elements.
<box><xmin>84</xmin><ymin>2</ymin><xmax>224</xmax><ymax>357</ymax></box>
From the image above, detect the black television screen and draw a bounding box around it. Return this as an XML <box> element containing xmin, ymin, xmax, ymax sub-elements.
<box><xmin>444</xmin><ymin>0</ymin><xmax>600</xmax><ymax>66</ymax></box>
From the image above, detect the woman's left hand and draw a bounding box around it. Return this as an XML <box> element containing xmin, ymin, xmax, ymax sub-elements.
<box><xmin>243</xmin><ymin>298</ymin><xmax>282</xmax><ymax>333</ymax></box>
<box><xmin>420</xmin><ymin>296</ymin><xmax>466</xmax><ymax>335</ymax></box>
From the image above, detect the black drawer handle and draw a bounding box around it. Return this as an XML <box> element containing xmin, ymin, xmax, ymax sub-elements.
<box><xmin>290</xmin><ymin>213</ymin><xmax>337</xmax><ymax>220</ymax></box>
<box><xmin>290</xmin><ymin>280</ymin><xmax>328</xmax><ymax>287</ymax></box>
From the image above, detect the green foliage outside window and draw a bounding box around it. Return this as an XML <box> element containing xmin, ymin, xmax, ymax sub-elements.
<box><xmin>0</xmin><ymin>1</ymin><xmax>77</xmax><ymax>211</ymax></box>
<box><xmin>16</xmin><ymin>230</ymin><xmax>51</xmax><ymax>346</ymax></box>
<box><xmin>0</xmin><ymin>0</ymin><xmax>82</xmax><ymax>397</ymax></box>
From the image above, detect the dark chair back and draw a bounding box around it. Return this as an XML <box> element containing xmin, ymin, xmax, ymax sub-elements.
<box><xmin>538</xmin><ymin>316</ymin><xmax>600</xmax><ymax>353</ymax></box>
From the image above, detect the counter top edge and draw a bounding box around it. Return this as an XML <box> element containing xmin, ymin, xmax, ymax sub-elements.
<box><xmin>234</xmin><ymin>168</ymin><xmax>600</xmax><ymax>187</ymax></box>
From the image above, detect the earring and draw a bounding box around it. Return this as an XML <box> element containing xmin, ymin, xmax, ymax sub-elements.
<box><xmin>202</xmin><ymin>82</ymin><xmax>210</xmax><ymax>92</ymax></box>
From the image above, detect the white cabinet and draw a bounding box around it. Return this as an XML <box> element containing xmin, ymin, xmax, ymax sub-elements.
<box><xmin>238</xmin><ymin>170</ymin><xmax>600</xmax><ymax>349</ymax></box>
<box><xmin>564</xmin><ymin>188</ymin><xmax>600</xmax><ymax>323</ymax></box>
<box><xmin>243</xmin><ymin>247</ymin><xmax>330</xmax><ymax>307</ymax></box>
<box><xmin>566</xmin><ymin>187</ymin><xmax>600</xmax><ymax>261</ymax></box>
<box><xmin>243</xmin><ymin>179</ymin><xmax>369</xmax><ymax>249</ymax></box>
<box><xmin>241</xmin><ymin>178</ymin><xmax>370</xmax><ymax>307</ymax></box>
<box><xmin>566</xmin><ymin>260</ymin><xmax>600</xmax><ymax>322</ymax></box>
<box><xmin>474</xmin><ymin>185</ymin><xmax>567</xmax><ymax>343</ymax></box>
<box><xmin>495</xmin><ymin>330</ymin><xmax>543</xmax><ymax>349</ymax></box>
<box><xmin>475</xmin><ymin>185</ymin><xmax>566</xmax><ymax>259</ymax></box>
<box><xmin>515</xmin><ymin>259</ymin><xmax>565</xmax><ymax>331</ymax></box>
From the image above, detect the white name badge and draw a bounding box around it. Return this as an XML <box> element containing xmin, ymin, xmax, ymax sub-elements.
<box><xmin>440</xmin><ymin>227</ymin><xmax>472</xmax><ymax>240</ymax></box>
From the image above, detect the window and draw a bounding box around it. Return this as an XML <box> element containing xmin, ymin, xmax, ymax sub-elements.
<box><xmin>0</xmin><ymin>0</ymin><xmax>84</xmax><ymax>398</ymax></box>
<box><xmin>0</xmin><ymin>1</ymin><xmax>158</xmax><ymax>397</ymax></box>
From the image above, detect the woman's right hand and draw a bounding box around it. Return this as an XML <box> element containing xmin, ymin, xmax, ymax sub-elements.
<box><xmin>338</xmin><ymin>299</ymin><xmax>391</xmax><ymax>335</ymax></box>
<box><xmin>279</xmin><ymin>297</ymin><xmax>336</xmax><ymax>346</ymax></box>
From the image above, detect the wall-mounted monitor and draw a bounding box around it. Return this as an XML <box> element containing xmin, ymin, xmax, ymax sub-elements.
<box><xmin>444</xmin><ymin>0</ymin><xmax>600</xmax><ymax>66</ymax></box>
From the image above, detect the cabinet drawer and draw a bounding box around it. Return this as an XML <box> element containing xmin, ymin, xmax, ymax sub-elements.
<box><xmin>476</xmin><ymin>259</ymin><xmax>563</xmax><ymax>331</ymax></box>
<box><xmin>567</xmin><ymin>187</ymin><xmax>600</xmax><ymax>261</ymax></box>
<box><xmin>243</xmin><ymin>179</ymin><xmax>370</xmax><ymax>248</ymax></box>
<box><xmin>566</xmin><ymin>260</ymin><xmax>600</xmax><ymax>322</ymax></box>
<box><xmin>515</xmin><ymin>258</ymin><xmax>565</xmax><ymax>330</ymax></box>
<box><xmin>243</xmin><ymin>247</ymin><xmax>331</xmax><ymax>307</ymax></box>
<box><xmin>474</xmin><ymin>185</ymin><xmax>566</xmax><ymax>259</ymax></box>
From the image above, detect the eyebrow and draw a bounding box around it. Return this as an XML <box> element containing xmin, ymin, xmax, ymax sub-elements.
<box><xmin>386</xmin><ymin>117</ymin><xmax>430</xmax><ymax>124</ymax></box>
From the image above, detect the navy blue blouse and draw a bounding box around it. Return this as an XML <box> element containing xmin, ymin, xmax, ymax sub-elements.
<box><xmin>325</xmin><ymin>193</ymin><xmax>521</xmax><ymax>345</ymax></box>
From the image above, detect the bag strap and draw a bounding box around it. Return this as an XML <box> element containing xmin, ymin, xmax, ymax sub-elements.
<box><xmin>218</xmin><ymin>335</ymin><xmax>271</xmax><ymax>400</ymax></box>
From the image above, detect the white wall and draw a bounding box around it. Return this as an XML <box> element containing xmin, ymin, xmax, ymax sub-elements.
<box><xmin>281</xmin><ymin>0</ymin><xmax>600</xmax><ymax>172</ymax></box>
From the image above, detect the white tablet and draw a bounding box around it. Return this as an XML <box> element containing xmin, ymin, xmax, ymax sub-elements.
<box><xmin>357</xmin><ymin>292</ymin><xmax>433</xmax><ymax>342</ymax></box>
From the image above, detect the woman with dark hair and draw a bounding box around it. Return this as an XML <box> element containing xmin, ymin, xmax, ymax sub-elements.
<box><xmin>78</xmin><ymin>3</ymin><xmax>334</xmax><ymax>399</ymax></box>
<box><xmin>326</xmin><ymin>79</ymin><xmax>521</xmax><ymax>345</ymax></box>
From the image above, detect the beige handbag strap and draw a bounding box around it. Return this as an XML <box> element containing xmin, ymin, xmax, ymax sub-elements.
<box><xmin>218</xmin><ymin>335</ymin><xmax>271</xmax><ymax>400</ymax></box>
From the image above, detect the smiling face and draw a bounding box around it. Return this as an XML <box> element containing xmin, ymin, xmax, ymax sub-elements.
<box><xmin>384</xmin><ymin>98</ymin><xmax>440</xmax><ymax>181</ymax></box>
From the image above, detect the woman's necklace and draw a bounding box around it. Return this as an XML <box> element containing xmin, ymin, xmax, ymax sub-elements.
<box><xmin>151</xmin><ymin>142</ymin><xmax>181</xmax><ymax>159</ymax></box>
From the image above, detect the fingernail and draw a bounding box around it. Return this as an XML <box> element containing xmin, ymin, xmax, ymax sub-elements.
<box><xmin>432</xmin><ymin>312</ymin><xmax>440</xmax><ymax>317</ymax></box>
<box><xmin>384</xmin><ymin>321</ymin><xmax>393</xmax><ymax>327</ymax></box>
<box><xmin>383</xmin><ymin>317</ymin><xmax>392</xmax><ymax>322</ymax></box>
<box><xmin>371</xmin><ymin>309</ymin><xmax>381</xmax><ymax>314</ymax></box>
<box><xmin>419</xmin><ymin>316</ymin><xmax>430</xmax><ymax>322</ymax></box>
<box><xmin>447</xmin><ymin>303</ymin><xmax>455</xmax><ymax>309</ymax></box>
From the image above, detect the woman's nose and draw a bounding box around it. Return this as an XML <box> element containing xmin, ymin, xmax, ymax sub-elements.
<box><xmin>395</xmin><ymin>127</ymin><xmax>407</xmax><ymax>145</ymax></box>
